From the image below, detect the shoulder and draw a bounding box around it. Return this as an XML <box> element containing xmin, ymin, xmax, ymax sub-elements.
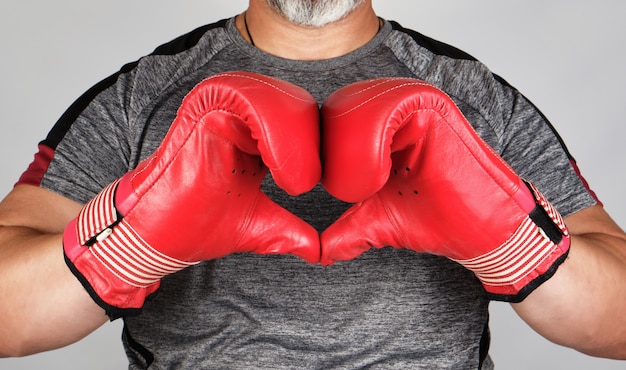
<box><xmin>128</xmin><ymin>19</ymin><xmax>234</xmax><ymax>109</ymax></box>
<box><xmin>382</xmin><ymin>20</ymin><xmax>515</xmax><ymax>138</ymax></box>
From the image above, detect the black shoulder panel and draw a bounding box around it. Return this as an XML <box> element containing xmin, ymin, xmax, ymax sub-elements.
<box><xmin>388</xmin><ymin>20</ymin><xmax>477</xmax><ymax>61</ymax></box>
<box><xmin>42</xmin><ymin>19</ymin><xmax>229</xmax><ymax>150</ymax></box>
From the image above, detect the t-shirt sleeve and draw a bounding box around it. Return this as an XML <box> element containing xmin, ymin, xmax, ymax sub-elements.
<box><xmin>493</xmin><ymin>81</ymin><xmax>600</xmax><ymax>217</ymax></box>
<box><xmin>16</xmin><ymin>68</ymin><xmax>136</xmax><ymax>204</ymax></box>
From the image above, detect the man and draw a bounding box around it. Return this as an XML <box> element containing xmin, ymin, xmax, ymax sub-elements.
<box><xmin>0</xmin><ymin>1</ymin><xmax>624</xmax><ymax>368</ymax></box>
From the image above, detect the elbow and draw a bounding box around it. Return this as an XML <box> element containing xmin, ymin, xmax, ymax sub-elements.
<box><xmin>575</xmin><ymin>340</ymin><xmax>626</xmax><ymax>361</ymax></box>
<box><xmin>0</xmin><ymin>341</ymin><xmax>33</xmax><ymax>358</ymax></box>
<box><xmin>560</xmin><ymin>323</ymin><xmax>626</xmax><ymax>360</ymax></box>
<box><xmin>0</xmin><ymin>323</ymin><xmax>63</xmax><ymax>358</ymax></box>
<box><xmin>0</xmin><ymin>334</ymin><xmax>46</xmax><ymax>358</ymax></box>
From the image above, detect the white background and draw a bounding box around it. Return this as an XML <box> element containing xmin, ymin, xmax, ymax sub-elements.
<box><xmin>1</xmin><ymin>1</ymin><xmax>624</xmax><ymax>369</ymax></box>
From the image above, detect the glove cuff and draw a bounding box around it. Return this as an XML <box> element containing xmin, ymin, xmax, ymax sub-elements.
<box><xmin>63</xmin><ymin>238</ymin><xmax>159</xmax><ymax>320</ymax></box>
<box><xmin>63</xmin><ymin>179</ymin><xmax>195</xmax><ymax>319</ymax></box>
<box><xmin>453</xmin><ymin>181</ymin><xmax>571</xmax><ymax>302</ymax></box>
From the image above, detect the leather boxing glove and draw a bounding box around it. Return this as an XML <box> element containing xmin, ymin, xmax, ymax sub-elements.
<box><xmin>64</xmin><ymin>71</ymin><xmax>322</xmax><ymax>318</ymax></box>
<box><xmin>320</xmin><ymin>77</ymin><xmax>570</xmax><ymax>302</ymax></box>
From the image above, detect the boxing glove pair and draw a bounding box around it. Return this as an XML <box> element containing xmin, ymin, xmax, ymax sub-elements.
<box><xmin>64</xmin><ymin>72</ymin><xmax>570</xmax><ymax>318</ymax></box>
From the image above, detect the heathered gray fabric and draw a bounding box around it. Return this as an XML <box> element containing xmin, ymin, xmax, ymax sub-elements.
<box><xmin>38</xmin><ymin>18</ymin><xmax>597</xmax><ymax>369</ymax></box>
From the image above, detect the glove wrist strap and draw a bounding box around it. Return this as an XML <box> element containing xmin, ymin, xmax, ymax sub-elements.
<box><xmin>453</xmin><ymin>181</ymin><xmax>570</xmax><ymax>302</ymax></box>
<box><xmin>63</xmin><ymin>179</ymin><xmax>197</xmax><ymax>318</ymax></box>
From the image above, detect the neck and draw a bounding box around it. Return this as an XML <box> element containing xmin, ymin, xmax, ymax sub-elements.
<box><xmin>237</xmin><ymin>1</ymin><xmax>379</xmax><ymax>60</ymax></box>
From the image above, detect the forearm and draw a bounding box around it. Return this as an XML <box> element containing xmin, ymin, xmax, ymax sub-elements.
<box><xmin>0</xmin><ymin>227</ymin><xmax>107</xmax><ymax>357</ymax></box>
<box><xmin>512</xmin><ymin>232</ymin><xmax>626</xmax><ymax>358</ymax></box>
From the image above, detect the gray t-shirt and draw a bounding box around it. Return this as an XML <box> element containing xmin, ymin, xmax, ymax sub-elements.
<box><xmin>21</xmin><ymin>17</ymin><xmax>598</xmax><ymax>369</ymax></box>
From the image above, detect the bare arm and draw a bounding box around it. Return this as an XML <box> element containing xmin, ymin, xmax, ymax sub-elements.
<box><xmin>513</xmin><ymin>205</ymin><xmax>626</xmax><ymax>359</ymax></box>
<box><xmin>0</xmin><ymin>185</ymin><xmax>108</xmax><ymax>357</ymax></box>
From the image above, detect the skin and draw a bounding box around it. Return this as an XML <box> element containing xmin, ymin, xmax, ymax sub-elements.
<box><xmin>1</xmin><ymin>0</ymin><xmax>625</xmax><ymax>360</ymax></box>
<box><xmin>237</xmin><ymin>0</ymin><xmax>379</xmax><ymax>60</ymax></box>
<box><xmin>513</xmin><ymin>205</ymin><xmax>626</xmax><ymax>358</ymax></box>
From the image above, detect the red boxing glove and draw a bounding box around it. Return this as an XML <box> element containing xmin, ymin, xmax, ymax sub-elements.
<box><xmin>64</xmin><ymin>71</ymin><xmax>322</xmax><ymax>318</ymax></box>
<box><xmin>320</xmin><ymin>78</ymin><xmax>570</xmax><ymax>302</ymax></box>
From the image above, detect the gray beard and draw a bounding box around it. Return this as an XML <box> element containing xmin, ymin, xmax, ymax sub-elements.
<box><xmin>266</xmin><ymin>0</ymin><xmax>366</xmax><ymax>27</ymax></box>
